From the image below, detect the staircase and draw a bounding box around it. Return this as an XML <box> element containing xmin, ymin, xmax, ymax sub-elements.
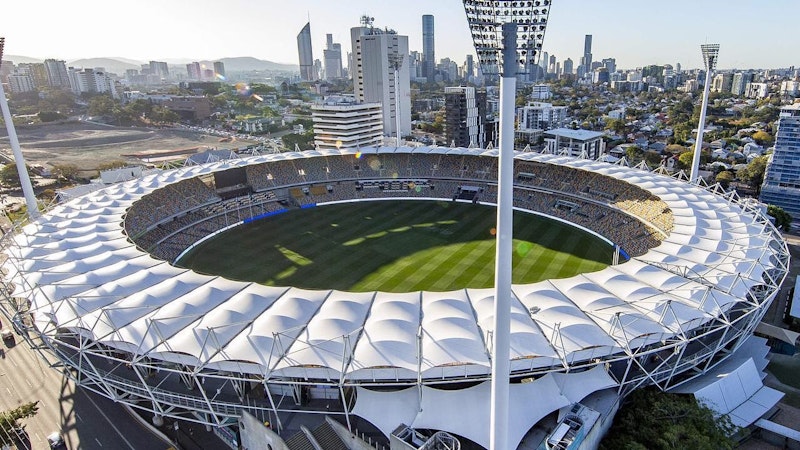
<box><xmin>284</xmin><ymin>429</ymin><xmax>316</xmax><ymax>450</ymax></box>
<box><xmin>284</xmin><ymin>420</ymin><xmax>350</xmax><ymax>450</ymax></box>
<box><xmin>311</xmin><ymin>421</ymin><xmax>349</xmax><ymax>450</ymax></box>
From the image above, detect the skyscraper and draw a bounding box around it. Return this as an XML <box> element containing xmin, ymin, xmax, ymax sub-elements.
<box><xmin>465</xmin><ymin>54</ymin><xmax>474</xmax><ymax>81</ymax></box>
<box><xmin>731</xmin><ymin>71</ymin><xmax>753</xmax><ymax>96</ymax></box>
<box><xmin>297</xmin><ymin>22</ymin><xmax>315</xmax><ymax>81</ymax></box>
<box><xmin>422</xmin><ymin>14</ymin><xmax>435</xmax><ymax>82</ymax></box>
<box><xmin>563</xmin><ymin>58</ymin><xmax>573</xmax><ymax>75</ymax></box>
<box><xmin>445</xmin><ymin>86</ymin><xmax>487</xmax><ymax>148</ymax></box>
<box><xmin>760</xmin><ymin>102</ymin><xmax>800</xmax><ymax>223</ymax></box>
<box><xmin>323</xmin><ymin>34</ymin><xmax>343</xmax><ymax>79</ymax></box>
<box><xmin>580</xmin><ymin>34</ymin><xmax>592</xmax><ymax>76</ymax></box>
<box><xmin>602</xmin><ymin>58</ymin><xmax>616</xmax><ymax>73</ymax></box>
<box><xmin>213</xmin><ymin>61</ymin><xmax>225</xmax><ymax>78</ymax></box>
<box><xmin>149</xmin><ymin>61</ymin><xmax>169</xmax><ymax>79</ymax></box>
<box><xmin>351</xmin><ymin>16</ymin><xmax>411</xmax><ymax>137</ymax></box>
<box><xmin>186</xmin><ymin>62</ymin><xmax>202</xmax><ymax>80</ymax></box>
<box><xmin>43</xmin><ymin>59</ymin><xmax>70</xmax><ymax>88</ymax></box>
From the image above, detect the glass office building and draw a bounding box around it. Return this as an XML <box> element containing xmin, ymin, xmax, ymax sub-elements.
<box><xmin>761</xmin><ymin>102</ymin><xmax>800</xmax><ymax>224</ymax></box>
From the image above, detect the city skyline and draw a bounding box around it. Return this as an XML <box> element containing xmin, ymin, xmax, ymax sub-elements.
<box><xmin>2</xmin><ymin>0</ymin><xmax>799</xmax><ymax>71</ymax></box>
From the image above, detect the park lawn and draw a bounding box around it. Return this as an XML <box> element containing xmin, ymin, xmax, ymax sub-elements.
<box><xmin>177</xmin><ymin>200</ymin><xmax>612</xmax><ymax>292</ymax></box>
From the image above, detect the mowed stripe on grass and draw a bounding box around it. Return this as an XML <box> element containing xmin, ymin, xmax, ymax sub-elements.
<box><xmin>177</xmin><ymin>200</ymin><xmax>613</xmax><ymax>292</ymax></box>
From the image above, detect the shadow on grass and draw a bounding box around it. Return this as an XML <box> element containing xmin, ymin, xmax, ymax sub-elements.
<box><xmin>178</xmin><ymin>200</ymin><xmax>613</xmax><ymax>291</ymax></box>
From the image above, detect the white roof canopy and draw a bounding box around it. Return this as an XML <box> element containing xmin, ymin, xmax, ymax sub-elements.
<box><xmin>4</xmin><ymin>148</ymin><xmax>783</xmax><ymax>385</ymax></box>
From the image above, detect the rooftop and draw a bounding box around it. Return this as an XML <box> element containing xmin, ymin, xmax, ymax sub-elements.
<box><xmin>545</xmin><ymin>128</ymin><xmax>605</xmax><ymax>141</ymax></box>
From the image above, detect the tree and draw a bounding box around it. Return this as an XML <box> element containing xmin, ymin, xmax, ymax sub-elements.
<box><xmin>87</xmin><ymin>95</ymin><xmax>118</xmax><ymax>118</ymax></box>
<box><xmin>625</xmin><ymin>145</ymin><xmax>644</xmax><ymax>163</ymax></box>
<box><xmin>677</xmin><ymin>151</ymin><xmax>695</xmax><ymax>170</ymax></box>
<box><xmin>665</xmin><ymin>144</ymin><xmax>688</xmax><ymax>155</ymax></box>
<box><xmin>282</xmin><ymin>132</ymin><xmax>315</xmax><ymax>151</ymax></box>
<box><xmin>767</xmin><ymin>205</ymin><xmax>792</xmax><ymax>232</ymax></box>
<box><xmin>605</xmin><ymin>118</ymin><xmax>626</xmax><ymax>136</ymax></box>
<box><xmin>0</xmin><ymin>401</ymin><xmax>39</xmax><ymax>446</ymax></box>
<box><xmin>644</xmin><ymin>151</ymin><xmax>663</xmax><ymax>167</ymax></box>
<box><xmin>600</xmin><ymin>389</ymin><xmax>736</xmax><ymax>450</ymax></box>
<box><xmin>37</xmin><ymin>111</ymin><xmax>66</xmax><ymax>122</ymax></box>
<box><xmin>149</xmin><ymin>106</ymin><xmax>180</xmax><ymax>124</ymax></box>
<box><xmin>737</xmin><ymin>155</ymin><xmax>768</xmax><ymax>195</ymax></box>
<box><xmin>98</xmin><ymin>161</ymin><xmax>128</xmax><ymax>171</ymax></box>
<box><xmin>51</xmin><ymin>163</ymin><xmax>80</xmax><ymax>180</ymax></box>
<box><xmin>0</xmin><ymin>164</ymin><xmax>34</xmax><ymax>188</ymax></box>
<box><xmin>715</xmin><ymin>170</ymin><xmax>734</xmax><ymax>189</ymax></box>
<box><xmin>751</xmin><ymin>130</ymin><xmax>774</xmax><ymax>146</ymax></box>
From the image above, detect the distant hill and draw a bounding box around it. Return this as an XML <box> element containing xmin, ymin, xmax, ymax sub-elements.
<box><xmin>3</xmin><ymin>54</ymin><xmax>297</xmax><ymax>74</ymax></box>
<box><xmin>213</xmin><ymin>57</ymin><xmax>297</xmax><ymax>73</ymax></box>
<box><xmin>4</xmin><ymin>55</ymin><xmax>43</xmax><ymax>64</ymax></box>
<box><xmin>67</xmin><ymin>58</ymin><xmax>141</xmax><ymax>75</ymax></box>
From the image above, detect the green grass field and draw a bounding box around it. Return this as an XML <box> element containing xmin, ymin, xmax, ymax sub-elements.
<box><xmin>177</xmin><ymin>200</ymin><xmax>613</xmax><ymax>292</ymax></box>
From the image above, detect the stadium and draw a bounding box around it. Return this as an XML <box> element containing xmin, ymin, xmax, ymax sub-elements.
<box><xmin>0</xmin><ymin>147</ymin><xmax>790</xmax><ymax>449</ymax></box>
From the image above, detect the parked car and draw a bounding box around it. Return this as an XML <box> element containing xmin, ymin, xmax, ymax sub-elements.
<box><xmin>46</xmin><ymin>431</ymin><xmax>65</xmax><ymax>449</ymax></box>
<box><xmin>1</xmin><ymin>329</ymin><xmax>14</xmax><ymax>345</ymax></box>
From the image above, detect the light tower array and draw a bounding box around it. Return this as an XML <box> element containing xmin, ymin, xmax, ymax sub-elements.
<box><xmin>690</xmin><ymin>43</ymin><xmax>720</xmax><ymax>184</ymax></box>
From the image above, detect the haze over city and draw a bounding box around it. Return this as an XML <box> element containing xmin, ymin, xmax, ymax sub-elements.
<box><xmin>2</xmin><ymin>0</ymin><xmax>799</xmax><ymax>70</ymax></box>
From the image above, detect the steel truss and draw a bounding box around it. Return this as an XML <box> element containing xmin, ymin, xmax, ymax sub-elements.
<box><xmin>0</xmin><ymin>152</ymin><xmax>789</xmax><ymax>438</ymax></box>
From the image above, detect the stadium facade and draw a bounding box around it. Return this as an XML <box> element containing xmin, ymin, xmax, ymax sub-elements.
<box><xmin>0</xmin><ymin>147</ymin><xmax>789</xmax><ymax>449</ymax></box>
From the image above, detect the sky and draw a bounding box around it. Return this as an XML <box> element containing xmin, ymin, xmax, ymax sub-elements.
<box><xmin>1</xmin><ymin>0</ymin><xmax>797</xmax><ymax>71</ymax></box>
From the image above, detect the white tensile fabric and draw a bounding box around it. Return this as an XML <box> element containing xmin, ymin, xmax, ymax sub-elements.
<box><xmin>4</xmin><ymin>148</ymin><xmax>780</xmax><ymax>394</ymax></box>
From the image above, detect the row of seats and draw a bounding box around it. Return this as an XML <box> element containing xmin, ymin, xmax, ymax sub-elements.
<box><xmin>125</xmin><ymin>154</ymin><xmax>675</xmax><ymax>262</ymax></box>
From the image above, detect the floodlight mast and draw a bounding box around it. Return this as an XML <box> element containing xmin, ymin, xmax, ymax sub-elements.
<box><xmin>0</xmin><ymin>37</ymin><xmax>40</xmax><ymax>219</ymax></box>
<box><xmin>690</xmin><ymin>44</ymin><xmax>719</xmax><ymax>184</ymax></box>
<box><xmin>462</xmin><ymin>2</ymin><xmax>551</xmax><ymax>449</ymax></box>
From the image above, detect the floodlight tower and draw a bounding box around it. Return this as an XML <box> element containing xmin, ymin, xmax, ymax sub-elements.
<box><xmin>462</xmin><ymin>3</ymin><xmax>551</xmax><ymax>450</ymax></box>
<box><xmin>690</xmin><ymin>44</ymin><xmax>719</xmax><ymax>184</ymax></box>
<box><xmin>0</xmin><ymin>38</ymin><xmax>39</xmax><ymax>219</ymax></box>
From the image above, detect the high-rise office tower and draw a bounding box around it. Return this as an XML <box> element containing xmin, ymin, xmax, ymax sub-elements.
<box><xmin>731</xmin><ymin>71</ymin><xmax>753</xmax><ymax>96</ymax></box>
<box><xmin>43</xmin><ymin>59</ymin><xmax>70</xmax><ymax>88</ymax></box>
<box><xmin>149</xmin><ymin>61</ymin><xmax>169</xmax><ymax>78</ymax></box>
<box><xmin>213</xmin><ymin>61</ymin><xmax>225</xmax><ymax>78</ymax></box>
<box><xmin>549</xmin><ymin>54</ymin><xmax>556</xmax><ymax>73</ymax></box>
<box><xmin>602</xmin><ymin>58</ymin><xmax>616</xmax><ymax>73</ymax></box>
<box><xmin>297</xmin><ymin>22</ymin><xmax>315</xmax><ymax>81</ymax></box>
<box><xmin>445</xmin><ymin>86</ymin><xmax>487</xmax><ymax>148</ymax></box>
<box><xmin>563</xmin><ymin>58</ymin><xmax>574</xmax><ymax>75</ymax></box>
<box><xmin>422</xmin><ymin>14</ymin><xmax>435</xmax><ymax>82</ymax></box>
<box><xmin>580</xmin><ymin>34</ymin><xmax>592</xmax><ymax>76</ymax></box>
<box><xmin>466</xmin><ymin>54</ymin><xmax>474</xmax><ymax>80</ymax></box>
<box><xmin>711</xmin><ymin>73</ymin><xmax>733</xmax><ymax>93</ymax></box>
<box><xmin>350</xmin><ymin>16</ymin><xmax>411</xmax><ymax>137</ymax></box>
<box><xmin>323</xmin><ymin>34</ymin><xmax>343</xmax><ymax>79</ymax></box>
<box><xmin>186</xmin><ymin>62</ymin><xmax>201</xmax><ymax>80</ymax></box>
<box><xmin>760</xmin><ymin>102</ymin><xmax>800</xmax><ymax>222</ymax></box>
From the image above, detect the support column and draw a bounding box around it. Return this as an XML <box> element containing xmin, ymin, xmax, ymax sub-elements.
<box><xmin>490</xmin><ymin>21</ymin><xmax>517</xmax><ymax>450</ymax></box>
<box><xmin>690</xmin><ymin>68</ymin><xmax>713</xmax><ymax>184</ymax></box>
<box><xmin>0</xmin><ymin>38</ymin><xmax>39</xmax><ymax>219</ymax></box>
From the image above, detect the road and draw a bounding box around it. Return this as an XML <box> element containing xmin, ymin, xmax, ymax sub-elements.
<box><xmin>0</xmin><ymin>332</ymin><xmax>171</xmax><ymax>450</ymax></box>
